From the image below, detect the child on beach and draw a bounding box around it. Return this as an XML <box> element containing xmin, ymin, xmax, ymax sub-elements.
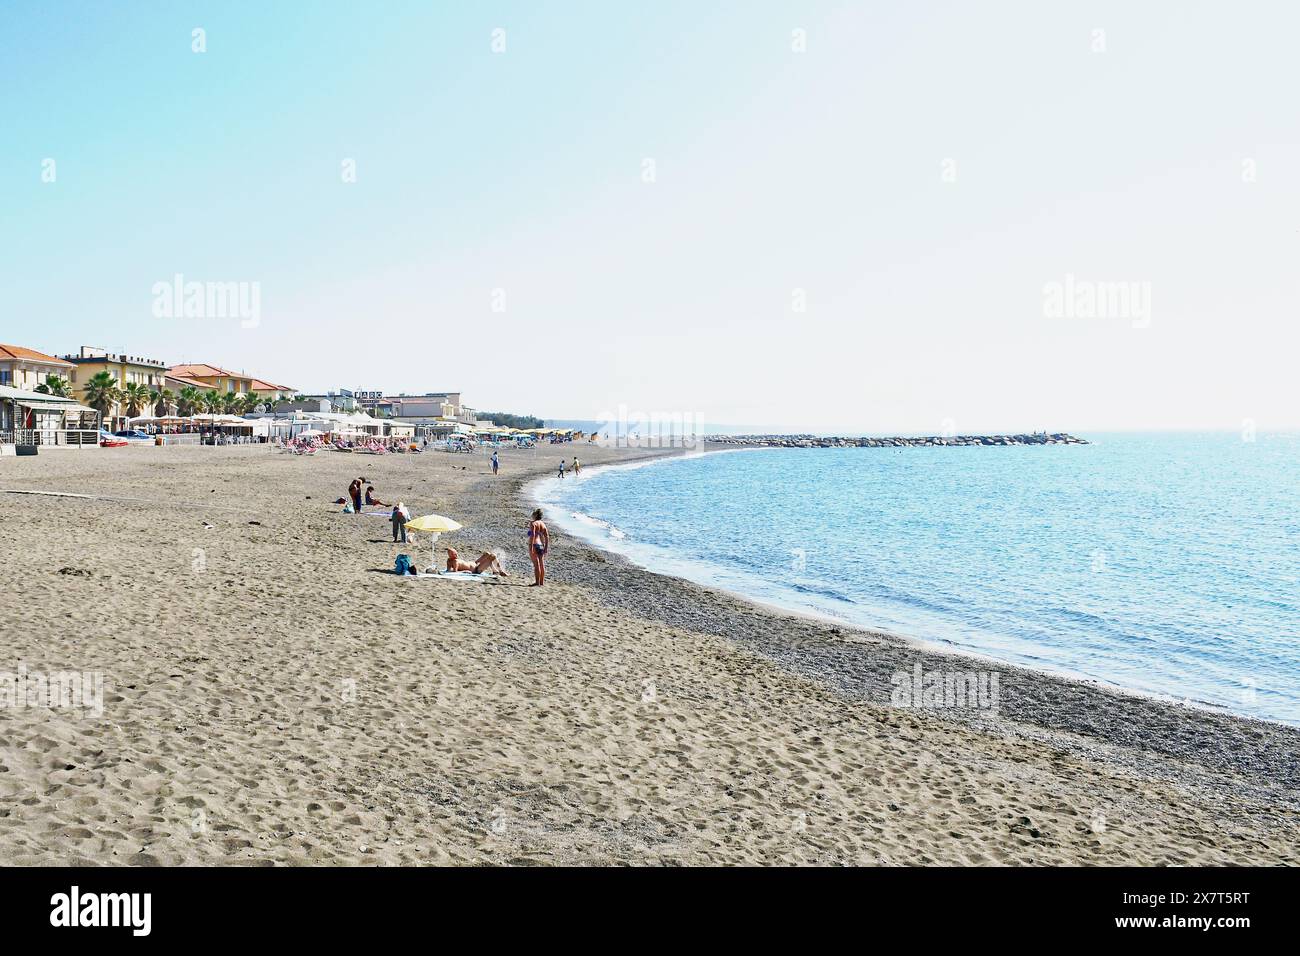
<box><xmin>491</xmin><ymin>451</ymin><xmax>499</xmax><ymax>475</ymax></box>
<box><xmin>557</xmin><ymin>460</ymin><xmax>565</xmax><ymax>479</ymax></box>
<box><xmin>527</xmin><ymin>508</ymin><xmax>550</xmax><ymax>586</ymax></box>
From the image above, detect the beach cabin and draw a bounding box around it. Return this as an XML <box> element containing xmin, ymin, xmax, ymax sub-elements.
<box><xmin>0</xmin><ymin>385</ymin><xmax>99</xmax><ymax>446</ymax></box>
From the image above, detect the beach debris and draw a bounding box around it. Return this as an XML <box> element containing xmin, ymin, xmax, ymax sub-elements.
<box><xmin>202</xmin><ymin>521</ymin><xmax>215</xmax><ymax>530</ymax></box>
<box><xmin>57</xmin><ymin>567</ymin><xmax>92</xmax><ymax>577</ymax></box>
<box><xmin>248</xmin><ymin>520</ymin><xmax>261</xmax><ymax>526</ymax></box>
<box><xmin>1010</xmin><ymin>816</ymin><xmax>1042</xmax><ymax>839</ymax></box>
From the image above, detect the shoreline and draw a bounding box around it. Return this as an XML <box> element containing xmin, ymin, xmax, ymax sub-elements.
<box><xmin>530</xmin><ymin>443</ymin><xmax>1294</xmax><ymax>731</ymax></box>
<box><xmin>704</xmin><ymin>432</ymin><xmax>1089</xmax><ymax>448</ymax></box>
<box><xmin>517</xmin><ymin>446</ymin><xmax>1300</xmax><ymax>800</ymax></box>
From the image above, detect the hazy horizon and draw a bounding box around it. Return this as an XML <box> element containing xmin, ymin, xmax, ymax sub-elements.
<box><xmin>4</xmin><ymin>1</ymin><xmax>1298</xmax><ymax>433</ymax></box>
<box><xmin>543</xmin><ymin>416</ymin><xmax>1296</xmax><ymax>436</ymax></box>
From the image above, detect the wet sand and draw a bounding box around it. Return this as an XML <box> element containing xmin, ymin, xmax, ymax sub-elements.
<box><xmin>0</xmin><ymin>442</ymin><xmax>1295</xmax><ymax>864</ymax></box>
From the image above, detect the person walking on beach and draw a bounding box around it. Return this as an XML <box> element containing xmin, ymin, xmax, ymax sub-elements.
<box><xmin>557</xmin><ymin>459</ymin><xmax>566</xmax><ymax>479</ymax></box>
<box><xmin>491</xmin><ymin>450</ymin><xmax>499</xmax><ymax>475</ymax></box>
<box><xmin>527</xmin><ymin>508</ymin><xmax>550</xmax><ymax>586</ymax></box>
<box><xmin>572</xmin><ymin>456</ymin><xmax>580</xmax><ymax>474</ymax></box>
<box><xmin>391</xmin><ymin>502</ymin><xmax>409</xmax><ymax>543</ymax></box>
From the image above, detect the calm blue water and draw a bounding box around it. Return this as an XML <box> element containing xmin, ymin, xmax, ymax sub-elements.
<box><xmin>536</xmin><ymin>433</ymin><xmax>1300</xmax><ymax>724</ymax></box>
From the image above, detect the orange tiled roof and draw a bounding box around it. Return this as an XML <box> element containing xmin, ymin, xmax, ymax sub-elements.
<box><xmin>165</xmin><ymin>374</ymin><xmax>213</xmax><ymax>390</ymax></box>
<box><xmin>0</xmin><ymin>344</ymin><xmax>74</xmax><ymax>367</ymax></box>
<box><xmin>167</xmin><ymin>364</ymin><xmax>292</xmax><ymax>392</ymax></box>
<box><xmin>166</xmin><ymin>363</ymin><xmax>239</xmax><ymax>379</ymax></box>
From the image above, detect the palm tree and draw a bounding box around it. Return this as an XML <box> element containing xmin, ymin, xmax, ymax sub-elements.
<box><xmin>121</xmin><ymin>382</ymin><xmax>151</xmax><ymax>418</ymax></box>
<box><xmin>177</xmin><ymin>386</ymin><xmax>203</xmax><ymax>416</ymax></box>
<box><xmin>151</xmin><ymin>388</ymin><xmax>176</xmax><ymax>416</ymax></box>
<box><xmin>202</xmin><ymin>390</ymin><xmax>223</xmax><ymax>413</ymax></box>
<box><xmin>220</xmin><ymin>392</ymin><xmax>242</xmax><ymax>415</ymax></box>
<box><xmin>33</xmin><ymin>374</ymin><xmax>73</xmax><ymax>397</ymax></box>
<box><xmin>241</xmin><ymin>392</ymin><xmax>263</xmax><ymax>414</ymax></box>
<box><xmin>81</xmin><ymin>371</ymin><xmax>121</xmax><ymax>421</ymax></box>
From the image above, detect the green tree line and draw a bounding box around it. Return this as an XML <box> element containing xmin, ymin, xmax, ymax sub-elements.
<box><xmin>477</xmin><ymin>411</ymin><xmax>545</xmax><ymax>430</ymax></box>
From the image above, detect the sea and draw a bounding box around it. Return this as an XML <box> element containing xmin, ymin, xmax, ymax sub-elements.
<box><xmin>534</xmin><ymin>432</ymin><xmax>1300</xmax><ymax>725</ymax></box>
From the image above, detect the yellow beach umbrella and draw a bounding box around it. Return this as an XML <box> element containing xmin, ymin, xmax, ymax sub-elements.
<box><xmin>404</xmin><ymin>513</ymin><xmax>463</xmax><ymax>567</ymax></box>
<box><xmin>405</xmin><ymin>514</ymin><xmax>462</xmax><ymax>534</ymax></box>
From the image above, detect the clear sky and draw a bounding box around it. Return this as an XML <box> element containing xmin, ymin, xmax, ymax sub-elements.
<box><xmin>3</xmin><ymin>1</ymin><xmax>1297</xmax><ymax>433</ymax></box>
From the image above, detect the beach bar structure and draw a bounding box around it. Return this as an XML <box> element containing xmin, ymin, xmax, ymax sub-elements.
<box><xmin>253</xmin><ymin>410</ymin><xmax>414</xmax><ymax>441</ymax></box>
<box><xmin>0</xmin><ymin>385</ymin><xmax>99</xmax><ymax>446</ymax></box>
<box><xmin>127</xmin><ymin>414</ymin><xmax>269</xmax><ymax>442</ymax></box>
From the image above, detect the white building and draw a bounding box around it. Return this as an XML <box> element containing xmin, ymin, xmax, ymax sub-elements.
<box><xmin>0</xmin><ymin>344</ymin><xmax>76</xmax><ymax>393</ymax></box>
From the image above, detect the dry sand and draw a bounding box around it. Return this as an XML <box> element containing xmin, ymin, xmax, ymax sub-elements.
<box><xmin>0</xmin><ymin>442</ymin><xmax>1296</xmax><ymax>865</ymax></box>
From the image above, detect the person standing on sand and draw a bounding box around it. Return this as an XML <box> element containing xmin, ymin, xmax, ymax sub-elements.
<box><xmin>348</xmin><ymin>477</ymin><xmax>363</xmax><ymax>512</ymax></box>
<box><xmin>391</xmin><ymin>502</ymin><xmax>409</xmax><ymax>542</ymax></box>
<box><xmin>527</xmin><ymin>508</ymin><xmax>550</xmax><ymax>586</ymax></box>
<box><xmin>491</xmin><ymin>450</ymin><xmax>499</xmax><ymax>475</ymax></box>
<box><xmin>572</xmin><ymin>456</ymin><xmax>580</xmax><ymax>474</ymax></box>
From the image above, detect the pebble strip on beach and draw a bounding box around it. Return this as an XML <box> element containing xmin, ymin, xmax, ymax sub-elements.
<box><xmin>705</xmin><ymin>432</ymin><xmax>1089</xmax><ymax>448</ymax></box>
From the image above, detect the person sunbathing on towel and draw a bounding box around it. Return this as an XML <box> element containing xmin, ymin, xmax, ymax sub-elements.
<box><xmin>444</xmin><ymin>546</ymin><xmax>507</xmax><ymax>576</ymax></box>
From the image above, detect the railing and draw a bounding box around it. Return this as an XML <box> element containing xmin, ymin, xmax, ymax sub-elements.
<box><xmin>1</xmin><ymin>429</ymin><xmax>100</xmax><ymax>446</ymax></box>
<box><xmin>1</xmin><ymin>429</ymin><xmax>272</xmax><ymax>448</ymax></box>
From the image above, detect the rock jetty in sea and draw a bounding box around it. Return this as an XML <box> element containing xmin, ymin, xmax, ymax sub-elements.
<box><xmin>703</xmin><ymin>432</ymin><xmax>1088</xmax><ymax>448</ymax></box>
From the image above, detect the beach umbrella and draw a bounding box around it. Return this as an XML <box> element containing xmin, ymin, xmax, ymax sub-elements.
<box><xmin>404</xmin><ymin>513</ymin><xmax>463</xmax><ymax>566</ymax></box>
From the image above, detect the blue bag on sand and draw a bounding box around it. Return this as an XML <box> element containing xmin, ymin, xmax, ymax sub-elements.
<box><xmin>343</xmin><ymin>501</ymin><xmax>354</xmax><ymax>513</ymax></box>
<box><xmin>394</xmin><ymin>554</ymin><xmax>412</xmax><ymax>575</ymax></box>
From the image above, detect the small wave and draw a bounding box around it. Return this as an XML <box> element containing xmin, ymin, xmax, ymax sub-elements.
<box><xmin>569</xmin><ymin>510</ymin><xmax>628</xmax><ymax>540</ymax></box>
<box><xmin>788</xmin><ymin>578</ymin><xmax>855</xmax><ymax>604</ymax></box>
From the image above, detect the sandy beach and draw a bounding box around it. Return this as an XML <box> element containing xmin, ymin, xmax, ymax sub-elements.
<box><xmin>1</xmin><ymin>442</ymin><xmax>1296</xmax><ymax>866</ymax></box>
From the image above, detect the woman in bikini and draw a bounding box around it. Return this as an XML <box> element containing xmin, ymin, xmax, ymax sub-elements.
<box><xmin>527</xmin><ymin>508</ymin><xmax>550</xmax><ymax>586</ymax></box>
<box><xmin>444</xmin><ymin>547</ymin><xmax>507</xmax><ymax>576</ymax></box>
